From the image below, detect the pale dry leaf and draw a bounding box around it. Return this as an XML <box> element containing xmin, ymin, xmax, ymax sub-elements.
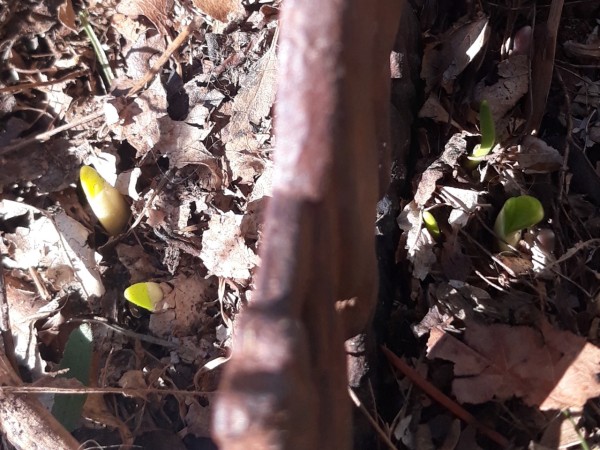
<box><xmin>417</xmin><ymin>94</ymin><xmax>462</xmax><ymax>128</ymax></box>
<box><xmin>421</xmin><ymin>14</ymin><xmax>489</xmax><ymax>93</ymax></box>
<box><xmin>438</xmin><ymin>185</ymin><xmax>480</xmax><ymax>229</ymax></box>
<box><xmin>200</xmin><ymin>213</ymin><xmax>259</xmax><ymax>281</ymax></box>
<box><xmin>117</xmin><ymin>0</ymin><xmax>173</xmax><ymax>36</ymax></box>
<box><xmin>83</xmin><ymin>393</ymin><xmax>134</xmax><ymax>445</ymax></box>
<box><xmin>125</xmin><ymin>32</ymin><xmax>166</xmax><ymax>79</ymax></box>
<box><xmin>3</xmin><ymin>272</ymin><xmax>45</xmax><ymax>375</ymax></box>
<box><xmin>116</xmin><ymin>243</ymin><xmax>160</xmax><ymax>283</ymax></box>
<box><xmin>108</xmin><ymin>77</ymin><xmax>167</xmax><ymax>157</ymax></box>
<box><xmin>192</xmin><ymin>0</ymin><xmax>244</xmax><ymax>23</ymax></box>
<box><xmin>223</xmin><ymin>44</ymin><xmax>277</xmax><ymax>183</ymax></box>
<box><xmin>427</xmin><ymin>320</ymin><xmax>600</xmax><ymax>410</ymax></box>
<box><xmin>111</xmin><ymin>13</ymin><xmax>146</xmax><ymax>55</ymax></box>
<box><xmin>414</xmin><ymin>132</ymin><xmax>468</xmax><ymax>206</ymax></box>
<box><xmin>149</xmin><ymin>273</ymin><xmax>215</xmax><ymax>337</ymax></box>
<box><xmin>440</xmin><ymin>231</ymin><xmax>471</xmax><ymax>281</ymax></box>
<box><xmin>511</xmin><ymin>135</ymin><xmax>563</xmax><ymax>173</ymax></box>
<box><xmin>158</xmin><ymin>117</ymin><xmax>217</xmax><ymax>169</ymax></box>
<box><xmin>118</xmin><ymin>370</ymin><xmax>148</xmax><ymax>390</ymax></box>
<box><xmin>441</xmin><ymin>16</ymin><xmax>489</xmax><ymax>93</ymax></box>
<box><xmin>1</xmin><ymin>201</ymin><xmax>104</xmax><ymax>298</ymax></box>
<box><xmin>232</xmin><ymin>46</ymin><xmax>277</xmax><ymax>124</ymax></box>
<box><xmin>473</xmin><ymin>54</ymin><xmax>529</xmax><ymax>124</ymax></box>
<box><xmin>573</xmin><ymin>79</ymin><xmax>600</xmax><ymax>109</ymax></box>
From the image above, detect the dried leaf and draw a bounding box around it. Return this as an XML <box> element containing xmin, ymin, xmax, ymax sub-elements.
<box><xmin>474</xmin><ymin>54</ymin><xmax>529</xmax><ymax>124</ymax></box>
<box><xmin>414</xmin><ymin>132</ymin><xmax>468</xmax><ymax>207</ymax></box>
<box><xmin>421</xmin><ymin>14</ymin><xmax>489</xmax><ymax>93</ymax></box>
<box><xmin>158</xmin><ymin>117</ymin><xmax>217</xmax><ymax>170</ymax></box>
<box><xmin>117</xmin><ymin>0</ymin><xmax>174</xmax><ymax>36</ymax></box>
<box><xmin>1</xmin><ymin>201</ymin><xmax>104</xmax><ymax>298</ymax></box>
<box><xmin>200</xmin><ymin>213</ymin><xmax>259</xmax><ymax>281</ymax></box>
<box><xmin>511</xmin><ymin>135</ymin><xmax>563</xmax><ymax>173</ymax></box>
<box><xmin>418</xmin><ymin>94</ymin><xmax>462</xmax><ymax>128</ymax></box>
<box><xmin>149</xmin><ymin>273</ymin><xmax>215</xmax><ymax>337</ymax></box>
<box><xmin>192</xmin><ymin>0</ymin><xmax>244</xmax><ymax>23</ymax></box>
<box><xmin>223</xmin><ymin>44</ymin><xmax>277</xmax><ymax>183</ymax></box>
<box><xmin>57</xmin><ymin>0</ymin><xmax>77</xmax><ymax>32</ymax></box>
<box><xmin>427</xmin><ymin>320</ymin><xmax>600</xmax><ymax>410</ymax></box>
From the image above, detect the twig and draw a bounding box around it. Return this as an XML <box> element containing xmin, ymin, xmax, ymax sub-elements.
<box><xmin>127</xmin><ymin>17</ymin><xmax>203</xmax><ymax>97</ymax></box>
<box><xmin>0</xmin><ymin>69</ymin><xmax>88</xmax><ymax>94</ymax></box>
<box><xmin>348</xmin><ymin>387</ymin><xmax>396</xmax><ymax>450</ymax></box>
<box><xmin>0</xmin><ymin>110</ymin><xmax>104</xmax><ymax>156</ymax></box>
<box><xmin>0</xmin><ymin>354</ymin><xmax>80</xmax><ymax>449</ymax></box>
<box><xmin>0</xmin><ymin>385</ymin><xmax>215</xmax><ymax>397</ymax></box>
<box><xmin>381</xmin><ymin>346</ymin><xmax>510</xmax><ymax>448</ymax></box>
<box><xmin>67</xmin><ymin>317</ymin><xmax>178</xmax><ymax>349</ymax></box>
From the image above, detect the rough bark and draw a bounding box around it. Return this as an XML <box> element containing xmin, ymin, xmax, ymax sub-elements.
<box><xmin>213</xmin><ymin>0</ymin><xmax>405</xmax><ymax>448</ymax></box>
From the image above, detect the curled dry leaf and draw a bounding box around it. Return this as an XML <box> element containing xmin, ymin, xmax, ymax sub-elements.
<box><xmin>192</xmin><ymin>0</ymin><xmax>244</xmax><ymax>23</ymax></box>
<box><xmin>474</xmin><ymin>54</ymin><xmax>529</xmax><ymax>125</ymax></box>
<box><xmin>427</xmin><ymin>320</ymin><xmax>600</xmax><ymax>410</ymax></box>
<box><xmin>509</xmin><ymin>135</ymin><xmax>563</xmax><ymax>173</ymax></box>
<box><xmin>57</xmin><ymin>0</ymin><xmax>76</xmax><ymax>32</ymax></box>
<box><xmin>421</xmin><ymin>14</ymin><xmax>489</xmax><ymax>94</ymax></box>
<box><xmin>117</xmin><ymin>0</ymin><xmax>174</xmax><ymax>36</ymax></box>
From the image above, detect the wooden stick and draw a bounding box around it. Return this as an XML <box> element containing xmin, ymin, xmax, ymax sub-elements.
<box><xmin>381</xmin><ymin>346</ymin><xmax>510</xmax><ymax>448</ymax></box>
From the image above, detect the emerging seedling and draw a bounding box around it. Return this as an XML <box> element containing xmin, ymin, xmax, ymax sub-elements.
<box><xmin>124</xmin><ymin>282</ymin><xmax>164</xmax><ymax>312</ymax></box>
<box><xmin>494</xmin><ymin>195</ymin><xmax>544</xmax><ymax>251</ymax></box>
<box><xmin>468</xmin><ymin>100</ymin><xmax>495</xmax><ymax>167</ymax></box>
<box><xmin>80</xmin><ymin>165</ymin><xmax>130</xmax><ymax>236</ymax></box>
<box><xmin>422</xmin><ymin>210</ymin><xmax>441</xmax><ymax>239</ymax></box>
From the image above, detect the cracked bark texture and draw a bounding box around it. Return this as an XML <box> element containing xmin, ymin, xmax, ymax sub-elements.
<box><xmin>212</xmin><ymin>1</ymin><xmax>406</xmax><ymax>448</ymax></box>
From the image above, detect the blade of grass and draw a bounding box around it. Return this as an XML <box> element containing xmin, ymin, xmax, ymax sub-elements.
<box><xmin>79</xmin><ymin>11</ymin><xmax>114</xmax><ymax>89</ymax></box>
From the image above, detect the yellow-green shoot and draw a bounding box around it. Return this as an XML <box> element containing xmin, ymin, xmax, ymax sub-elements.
<box><xmin>422</xmin><ymin>210</ymin><xmax>441</xmax><ymax>239</ymax></box>
<box><xmin>494</xmin><ymin>195</ymin><xmax>544</xmax><ymax>251</ymax></box>
<box><xmin>124</xmin><ymin>282</ymin><xmax>164</xmax><ymax>312</ymax></box>
<box><xmin>468</xmin><ymin>100</ymin><xmax>495</xmax><ymax>168</ymax></box>
<box><xmin>80</xmin><ymin>165</ymin><xmax>130</xmax><ymax>236</ymax></box>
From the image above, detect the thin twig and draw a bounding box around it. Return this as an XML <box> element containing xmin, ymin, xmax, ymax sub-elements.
<box><xmin>0</xmin><ymin>110</ymin><xmax>104</xmax><ymax>156</ymax></box>
<box><xmin>0</xmin><ymin>385</ymin><xmax>215</xmax><ymax>397</ymax></box>
<box><xmin>128</xmin><ymin>17</ymin><xmax>203</xmax><ymax>97</ymax></box>
<box><xmin>67</xmin><ymin>317</ymin><xmax>178</xmax><ymax>348</ymax></box>
<box><xmin>0</xmin><ymin>69</ymin><xmax>88</xmax><ymax>94</ymax></box>
<box><xmin>381</xmin><ymin>346</ymin><xmax>510</xmax><ymax>448</ymax></box>
<box><xmin>348</xmin><ymin>387</ymin><xmax>396</xmax><ymax>450</ymax></box>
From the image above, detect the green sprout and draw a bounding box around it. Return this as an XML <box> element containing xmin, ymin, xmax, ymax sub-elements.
<box><xmin>422</xmin><ymin>210</ymin><xmax>441</xmax><ymax>239</ymax></box>
<box><xmin>80</xmin><ymin>166</ymin><xmax>130</xmax><ymax>236</ymax></box>
<box><xmin>468</xmin><ymin>100</ymin><xmax>495</xmax><ymax>167</ymax></box>
<box><xmin>124</xmin><ymin>282</ymin><xmax>164</xmax><ymax>312</ymax></box>
<box><xmin>494</xmin><ymin>195</ymin><xmax>544</xmax><ymax>251</ymax></box>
